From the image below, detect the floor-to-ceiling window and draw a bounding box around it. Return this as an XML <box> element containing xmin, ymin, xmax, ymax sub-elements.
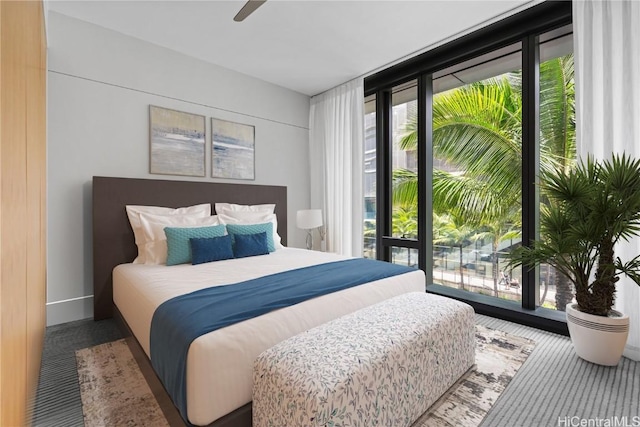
<box><xmin>430</xmin><ymin>43</ymin><xmax>523</xmax><ymax>302</ymax></box>
<box><xmin>364</xmin><ymin>95</ymin><xmax>377</xmax><ymax>259</ymax></box>
<box><xmin>363</xmin><ymin>2</ymin><xmax>573</xmax><ymax>333</ymax></box>
<box><xmin>390</xmin><ymin>81</ymin><xmax>419</xmax><ymax>267</ymax></box>
<box><xmin>537</xmin><ymin>25</ymin><xmax>575</xmax><ymax>311</ymax></box>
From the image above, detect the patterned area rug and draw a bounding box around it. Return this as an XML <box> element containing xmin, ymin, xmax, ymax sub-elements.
<box><xmin>76</xmin><ymin>340</ymin><xmax>169</xmax><ymax>427</ymax></box>
<box><xmin>412</xmin><ymin>325</ymin><xmax>535</xmax><ymax>426</ymax></box>
<box><xmin>76</xmin><ymin>325</ymin><xmax>535</xmax><ymax>427</ymax></box>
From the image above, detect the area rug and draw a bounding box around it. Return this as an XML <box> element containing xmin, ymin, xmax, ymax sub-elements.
<box><xmin>76</xmin><ymin>340</ymin><xmax>169</xmax><ymax>427</ymax></box>
<box><xmin>76</xmin><ymin>325</ymin><xmax>535</xmax><ymax>427</ymax></box>
<box><xmin>411</xmin><ymin>325</ymin><xmax>536</xmax><ymax>426</ymax></box>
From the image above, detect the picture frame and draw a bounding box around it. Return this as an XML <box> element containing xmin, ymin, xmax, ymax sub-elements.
<box><xmin>211</xmin><ymin>118</ymin><xmax>255</xmax><ymax>180</ymax></box>
<box><xmin>149</xmin><ymin>105</ymin><xmax>206</xmax><ymax>177</ymax></box>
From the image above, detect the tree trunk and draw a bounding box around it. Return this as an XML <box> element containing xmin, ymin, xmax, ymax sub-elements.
<box><xmin>577</xmin><ymin>237</ymin><xmax>617</xmax><ymax>316</ymax></box>
<box><xmin>554</xmin><ymin>267</ymin><xmax>573</xmax><ymax>312</ymax></box>
<box><xmin>539</xmin><ymin>263</ymin><xmax>551</xmax><ymax>306</ymax></box>
<box><xmin>459</xmin><ymin>245</ymin><xmax>464</xmax><ymax>290</ymax></box>
<box><xmin>492</xmin><ymin>241</ymin><xmax>499</xmax><ymax>297</ymax></box>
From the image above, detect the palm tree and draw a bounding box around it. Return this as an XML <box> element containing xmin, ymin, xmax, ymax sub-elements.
<box><xmin>391</xmin><ymin>206</ymin><xmax>418</xmax><ymax>266</ymax></box>
<box><xmin>471</xmin><ymin>217</ymin><xmax>521</xmax><ymax>296</ymax></box>
<box><xmin>391</xmin><ymin>55</ymin><xmax>575</xmax><ymax>306</ymax></box>
<box><xmin>394</xmin><ymin>74</ymin><xmax>522</xmax><ymax>224</ymax></box>
<box><xmin>391</xmin><ymin>206</ymin><xmax>418</xmax><ymax>239</ymax></box>
<box><xmin>538</xmin><ymin>55</ymin><xmax>575</xmax><ymax>310</ymax></box>
<box><xmin>395</xmin><ymin>73</ymin><xmax>523</xmax><ymax>297</ymax></box>
<box><xmin>433</xmin><ymin>212</ymin><xmax>476</xmax><ymax>290</ymax></box>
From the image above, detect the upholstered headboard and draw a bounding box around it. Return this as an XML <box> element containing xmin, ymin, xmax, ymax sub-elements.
<box><xmin>92</xmin><ymin>176</ymin><xmax>287</xmax><ymax>320</ymax></box>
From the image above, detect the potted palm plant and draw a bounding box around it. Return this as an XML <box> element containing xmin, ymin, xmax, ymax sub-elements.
<box><xmin>510</xmin><ymin>153</ymin><xmax>640</xmax><ymax>366</ymax></box>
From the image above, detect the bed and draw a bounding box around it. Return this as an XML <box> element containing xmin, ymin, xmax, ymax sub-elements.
<box><xmin>93</xmin><ymin>176</ymin><xmax>426</xmax><ymax>427</ymax></box>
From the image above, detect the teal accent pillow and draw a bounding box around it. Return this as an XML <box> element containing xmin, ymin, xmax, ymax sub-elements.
<box><xmin>164</xmin><ymin>224</ymin><xmax>227</xmax><ymax>266</ymax></box>
<box><xmin>226</xmin><ymin>222</ymin><xmax>275</xmax><ymax>252</ymax></box>
<box><xmin>190</xmin><ymin>235</ymin><xmax>234</xmax><ymax>265</ymax></box>
<box><xmin>233</xmin><ymin>232</ymin><xmax>269</xmax><ymax>258</ymax></box>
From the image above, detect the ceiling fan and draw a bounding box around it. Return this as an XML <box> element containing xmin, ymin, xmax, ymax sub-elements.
<box><xmin>234</xmin><ymin>0</ymin><xmax>267</xmax><ymax>22</ymax></box>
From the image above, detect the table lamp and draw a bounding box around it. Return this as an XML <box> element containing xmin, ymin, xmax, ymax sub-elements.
<box><xmin>296</xmin><ymin>209</ymin><xmax>323</xmax><ymax>250</ymax></box>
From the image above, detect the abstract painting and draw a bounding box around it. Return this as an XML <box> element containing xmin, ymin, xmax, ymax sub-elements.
<box><xmin>211</xmin><ymin>118</ymin><xmax>255</xmax><ymax>180</ymax></box>
<box><xmin>149</xmin><ymin>106</ymin><xmax>205</xmax><ymax>177</ymax></box>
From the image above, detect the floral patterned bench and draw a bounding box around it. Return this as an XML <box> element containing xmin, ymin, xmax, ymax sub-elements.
<box><xmin>253</xmin><ymin>292</ymin><xmax>476</xmax><ymax>427</ymax></box>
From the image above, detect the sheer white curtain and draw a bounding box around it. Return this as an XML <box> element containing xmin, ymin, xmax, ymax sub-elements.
<box><xmin>309</xmin><ymin>78</ymin><xmax>364</xmax><ymax>256</ymax></box>
<box><xmin>574</xmin><ymin>0</ymin><xmax>640</xmax><ymax>361</ymax></box>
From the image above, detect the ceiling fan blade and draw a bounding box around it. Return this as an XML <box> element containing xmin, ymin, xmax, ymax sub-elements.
<box><xmin>234</xmin><ymin>0</ymin><xmax>267</xmax><ymax>22</ymax></box>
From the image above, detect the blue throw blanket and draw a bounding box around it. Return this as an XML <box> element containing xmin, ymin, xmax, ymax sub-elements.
<box><xmin>149</xmin><ymin>258</ymin><xmax>416</xmax><ymax>423</ymax></box>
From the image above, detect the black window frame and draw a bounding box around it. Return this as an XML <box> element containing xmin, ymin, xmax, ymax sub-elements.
<box><xmin>365</xmin><ymin>1</ymin><xmax>572</xmax><ymax>335</ymax></box>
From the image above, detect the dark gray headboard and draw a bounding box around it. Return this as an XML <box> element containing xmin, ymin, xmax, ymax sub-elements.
<box><xmin>92</xmin><ymin>176</ymin><xmax>287</xmax><ymax>320</ymax></box>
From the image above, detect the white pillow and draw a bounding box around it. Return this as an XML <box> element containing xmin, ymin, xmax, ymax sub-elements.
<box><xmin>217</xmin><ymin>211</ymin><xmax>284</xmax><ymax>249</ymax></box>
<box><xmin>214</xmin><ymin>203</ymin><xmax>275</xmax><ymax>215</ymax></box>
<box><xmin>138</xmin><ymin>213</ymin><xmax>220</xmax><ymax>265</ymax></box>
<box><xmin>126</xmin><ymin>203</ymin><xmax>211</xmax><ymax>263</ymax></box>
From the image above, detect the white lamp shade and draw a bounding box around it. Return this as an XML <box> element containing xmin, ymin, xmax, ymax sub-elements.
<box><xmin>297</xmin><ymin>209</ymin><xmax>323</xmax><ymax>229</ymax></box>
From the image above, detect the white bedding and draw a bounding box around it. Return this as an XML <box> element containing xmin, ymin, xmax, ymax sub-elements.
<box><xmin>113</xmin><ymin>248</ymin><xmax>425</xmax><ymax>426</ymax></box>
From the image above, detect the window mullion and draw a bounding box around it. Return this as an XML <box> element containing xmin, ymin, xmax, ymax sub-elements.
<box><xmin>521</xmin><ymin>34</ymin><xmax>540</xmax><ymax>310</ymax></box>
<box><xmin>417</xmin><ymin>74</ymin><xmax>432</xmax><ymax>274</ymax></box>
<box><xmin>376</xmin><ymin>90</ymin><xmax>392</xmax><ymax>262</ymax></box>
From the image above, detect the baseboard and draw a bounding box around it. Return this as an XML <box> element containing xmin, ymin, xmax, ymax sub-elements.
<box><xmin>46</xmin><ymin>295</ymin><xmax>93</xmax><ymax>326</ymax></box>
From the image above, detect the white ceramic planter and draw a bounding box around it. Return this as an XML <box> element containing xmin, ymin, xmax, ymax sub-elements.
<box><xmin>566</xmin><ymin>303</ymin><xmax>629</xmax><ymax>366</ymax></box>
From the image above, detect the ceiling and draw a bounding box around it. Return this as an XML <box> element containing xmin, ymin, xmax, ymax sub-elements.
<box><xmin>47</xmin><ymin>0</ymin><xmax>539</xmax><ymax>97</ymax></box>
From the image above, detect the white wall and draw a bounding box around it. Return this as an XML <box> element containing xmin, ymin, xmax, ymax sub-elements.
<box><xmin>47</xmin><ymin>12</ymin><xmax>311</xmax><ymax>325</ymax></box>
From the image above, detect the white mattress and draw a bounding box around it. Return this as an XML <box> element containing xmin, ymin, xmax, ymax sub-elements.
<box><xmin>113</xmin><ymin>248</ymin><xmax>425</xmax><ymax>426</ymax></box>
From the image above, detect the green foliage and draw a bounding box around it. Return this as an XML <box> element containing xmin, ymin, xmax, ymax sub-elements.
<box><xmin>433</xmin><ymin>212</ymin><xmax>475</xmax><ymax>247</ymax></box>
<box><xmin>399</xmin><ymin>75</ymin><xmax>523</xmax><ymax>224</ymax></box>
<box><xmin>395</xmin><ymin>56</ymin><xmax>575</xmax><ymax>222</ymax></box>
<box><xmin>392</xmin><ymin>168</ymin><xmax>418</xmax><ymax>208</ymax></box>
<box><xmin>392</xmin><ymin>206</ymin><xmax>418</xmax><ymax>239</ymax></box>
<box><xmin>509</xmin><ymin>154</ymin><xmax>640</xmax><ymax>316</ymax></box>
<box><xmin>389</xmin><ymin>55</ymin><xmax>576</xmax><ymax>300</ymax></box>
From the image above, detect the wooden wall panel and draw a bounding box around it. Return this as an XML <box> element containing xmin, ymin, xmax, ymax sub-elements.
<box><xmin>0</xmin><ymin>0</ymin><xmax>3</xmax><ymax>417</ymax></box>
<box><xmin>1</xmin><ymin>2</ymin><xmax>29</xmax><ymax>422</ymax></box>
<box><xmin>25</xmin><ymin>0</ymin><xmax>47</xmax><ymax>418</ymax></box>
<box><xmin>0</xmin><ymin>1</ymin><xmax>47</xmax><ymax>425</ymax></box>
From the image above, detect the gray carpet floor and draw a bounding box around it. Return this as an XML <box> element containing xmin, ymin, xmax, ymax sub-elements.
<box><xmin>32</xmin><ymin>314</ymin><xmax>639</xmax><ymax>427</ymax></box>
<box><xmin>478</xmin><ymin>316</ymin><xmax>639</xmax><ymax>426</ymax></box>
<box><xmin>33</xmin><ymin>319</ymin><xmax>123</xmax><ymax>427</ymax></box>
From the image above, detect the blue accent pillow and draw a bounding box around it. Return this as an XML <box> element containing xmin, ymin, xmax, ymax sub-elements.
<box><xmin>226</xmin><ymin>222</ymin><xmax>275</xmax><ymax>252</ymax></box>
<box><xmin>164</xmin><ymin>224</ymin><xmax>227</xmax><ymax>266</ymax></box>
<box><xmin>190</xmin><ymin>235</ymin><xmax>234</xmax><ymax>265</ymax></box>
<box><xmin>233</xmin><ymin>232</ymin><xmax>269</xmax><ymax>258</ymax></box>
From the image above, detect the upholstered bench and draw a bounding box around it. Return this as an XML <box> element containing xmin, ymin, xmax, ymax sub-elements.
<box><xmin>253</xmin><ymin>292</ymin><xmax>475</xmax><ymax>427</ymax></box>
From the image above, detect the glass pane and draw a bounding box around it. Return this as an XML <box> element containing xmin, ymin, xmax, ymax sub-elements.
<box><xmin>364</xmin><ymin>94</ymin><xmax>377</xmax><ymax>259</ymax></box>
<box><xmin>431</xmin><ymin>43</ymin><xmax>522</xmax><ymax>304</ymax></box>
<box><xmin>391</xmin><ymin>246</ymin><xmax>419</xmax><ymax>268</ymax></box>
<box><xmin>538</xmin><ymin>28</ymin><xmax>575</xmax><ymax>311</ymax></box>
<box><xmin>391</xmin><ymin>81</ymin><xmax>418</xmax><ymax>239</ymax></box>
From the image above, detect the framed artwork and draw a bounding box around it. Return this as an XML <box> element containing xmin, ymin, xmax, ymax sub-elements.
<box><xmin>149</xmin><ymin>105</ymin><xmax>205</xmax><ymax>177</ymax></box>
<box><xmin>211</xmin><ymin>118</ymin><xmax>255</xmax><ymax>180</ymax></box>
